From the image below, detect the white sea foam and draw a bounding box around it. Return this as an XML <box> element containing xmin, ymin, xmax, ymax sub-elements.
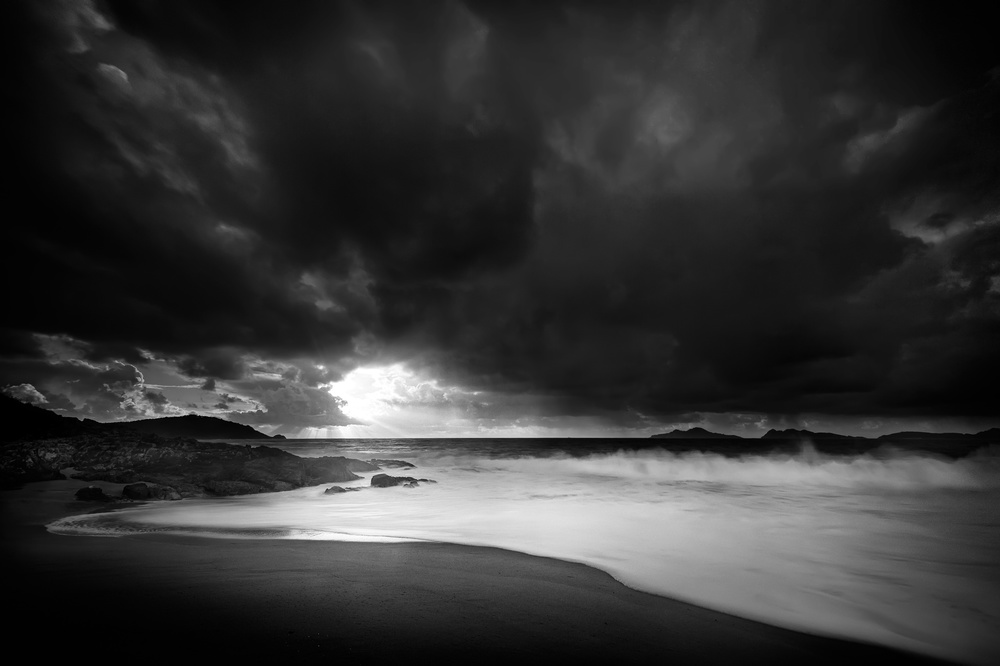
<box><xmin>49</xmin><ymin>444</ymin><xmax>1000</xmax><ymax>665</ymax></box>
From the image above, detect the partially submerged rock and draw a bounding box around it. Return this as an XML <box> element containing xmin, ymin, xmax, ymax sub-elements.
<box><xmin>367</xmin><ymin>459</ymin><xmax>416</xmax><ymax>470</ymax></box>
<box><xmin>324</xmin><ymin>485</ymin><xmax>362</xmax><ymax>494</ymax></box>
<box><xmin>370</xmin><ymin>473</ymin><xmax>436</xmax><ymax>488</ymax></box>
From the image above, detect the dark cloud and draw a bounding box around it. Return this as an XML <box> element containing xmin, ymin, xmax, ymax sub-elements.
<box><xmin>228</xmin><ymin>381</ymin><xmax>359</xmax><ymax>430</ymax></box>
<box><xmin>177</xmin><ymin>351</ymin><xmax>248</xmax><ymax>381</ymax></box>
<box><xmin>142</xmin><ymin>389</ymin><xmax>169</xmax><ymax>413</ymax></box>
<box><xmin>82</xmin><ymin>342</ymin><xmax>147</xmax><ymax>365</ymax></box>
<box><xmin>0</xmin><ymin>331</ymin><xmax>45</xmax><ymax>359</ymax></box>
<box><xmin>213</xmin><ymin>392</ymin><xmax>242</xmax><ymax>410</ymax></box>
<box><xmin>0</xmin><ymin>357</ymin><xmax>145</xmax><ymax>419</ymax></box>
<box><xmin>38</xmin><ymin>389</ymin><xmax>80</xmax><ymax>413</ymax></box>
<box><xmin>2</xmin><ymin>0</ymin><xmax>997</xmax><ymax>430</ymax></box>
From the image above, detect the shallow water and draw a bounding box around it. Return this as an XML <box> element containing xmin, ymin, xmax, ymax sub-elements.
<box><xmin>49</xmin><ymin>438</ymin><xmax>1000</xmax><ymax>664</ymax></box>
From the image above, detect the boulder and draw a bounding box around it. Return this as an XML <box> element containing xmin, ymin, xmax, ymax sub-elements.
<box><xmin>370</xmin><ymin>474</ymin><xmax>436</xmax><ymax>488</ymax></box>
<box><xmin>148</xmin><ymin>484</ymin><xmax>182</xmax><ymax>500</ymax></box>
<box><xmin>324</xmin><ymin>485</ymin><xmax>362</xmax><ymax>495</ymax></box>
<box><xmin>121</xmin><ymin>482</ymin><xmax>181</xmax><ymax>501</ymax></box>
<box><xmin>75</xmin><ymin>486</ymin><xmax>111</xmax><ymax>501</ymax></box>
<box><xmin>122</xmin><ymin>482</ymin><xmax>151</xmax><ymax>500</ymax></box>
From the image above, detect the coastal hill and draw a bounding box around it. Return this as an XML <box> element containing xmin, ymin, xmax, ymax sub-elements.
<box><xmin>0</xmin><ymin>394</ymin><xmax>105</xmax><ymax>441</ymax></box>
<box><xmin>105</xmin><ymin>414</ymin><xmax>274</xmax><ymax>440</ymax></box>
<box><xmin>0</xmin><ymin>396</ymin><xmax>372</xmax><ymax>495</ymax></box>
<box><xmin>0</xmin><ymin>395</ymin><xmax>274</xmax><ymax>441</ymax></box>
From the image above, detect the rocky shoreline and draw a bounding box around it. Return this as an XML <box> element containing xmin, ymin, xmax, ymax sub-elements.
<box><xmin>0</xmin><ymin>431</ymin><xmax>381</xmax><ymax>498</ymax></box>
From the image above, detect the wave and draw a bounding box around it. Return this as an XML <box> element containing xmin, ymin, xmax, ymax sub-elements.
<box><xmin>414</xmin><ymin>444</ymin><xmax>1000</xmax><ymax>491</ymax></box>
<box><xmin>47</xmin><ymin>513</ymin><xmax>421</xmax><ymax>542</ymax></box>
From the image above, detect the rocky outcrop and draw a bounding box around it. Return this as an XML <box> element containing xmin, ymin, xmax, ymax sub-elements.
<box><xmin>75</xmin><ymin>486</ymin><xmax>112</xmax><ymax>502</ymax></box>
<box><xmin>122</xmin><ymin>482</ymin><xmax>182</xmax><ymax>501</ymax></box>
<box><xmin>370</xmin><ymin>473</ymin><xmax>436</xmax><ymax>488</ymax></box>
<box><xmin>0</xmin><ymin>432</ymin><xmax>380</xmax><ymax>497</ymax></box>
<box><xmin>0</xmin><ymin>451</ymin><xmax>66</xmax><ymax>486</ymax></box>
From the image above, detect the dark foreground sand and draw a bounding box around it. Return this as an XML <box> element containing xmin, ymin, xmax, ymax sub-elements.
<box><xmin>1</xmin><ymin>480</ymin><xmax>948</xmax><ymax>665</ymax></box>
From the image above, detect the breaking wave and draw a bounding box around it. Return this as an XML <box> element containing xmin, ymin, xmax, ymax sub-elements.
<box><xmin>466</xmin><ymin>444</ymin><xmax>1000</xmax><ymax>490</ymax></box>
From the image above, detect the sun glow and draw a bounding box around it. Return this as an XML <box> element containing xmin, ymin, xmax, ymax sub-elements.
<box><xmin>325</xmin><ymin>363</ymin><xmax>494</xmax><ymax>437</ymax></box>
<box><xmin>328</xmin><ymin>364</ymin><xmax>402</xmax><ymax>422</ymax></box>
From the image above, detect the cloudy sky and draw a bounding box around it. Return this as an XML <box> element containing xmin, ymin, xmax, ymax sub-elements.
<box><xmin>3</xmin><ymin>0</ymin><xmax>998</xmax><ymax>437</ymax></box>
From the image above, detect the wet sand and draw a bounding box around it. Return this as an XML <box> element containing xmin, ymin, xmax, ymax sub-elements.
<box><xmin>1</xmin><ymin>479</ymin><xmax>949</xmax><ymax>665</ymax></box>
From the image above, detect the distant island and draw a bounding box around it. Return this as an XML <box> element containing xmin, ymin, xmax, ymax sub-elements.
<box><xmin>759</xmin><ymin>428</ymin><xmax>855</xmax><ymax>441</ymax></box>
<box><xmin>652</xmin><ymin>426</ymin><xmax>1000</xmax><ymax>442</ymax></box>
<box><xmin>650</xmin><ymin>425</ymin><xmax>999</xmax><ymax>458</ymax></box>
<box><xmin>651</xmin><ymin>427</ymin><xmax>744</xmax><ymax>440</ymax></box>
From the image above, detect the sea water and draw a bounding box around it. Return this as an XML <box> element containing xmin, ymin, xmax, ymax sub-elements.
<box><xmin>48</xmin><ymin>438</ymin><xmax>1000</xmax><ymax>664</ymax></box>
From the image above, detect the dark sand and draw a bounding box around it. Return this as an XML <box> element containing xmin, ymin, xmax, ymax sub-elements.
<box><xmin>1</xmin><ymin>479</ymin><xmax>949</xmax><ymax>665</ymax></box>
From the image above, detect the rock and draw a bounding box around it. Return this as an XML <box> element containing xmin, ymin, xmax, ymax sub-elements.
<box><xmin>1</xmin><ymin>433</ymin><xmax>373</xmax><ymax>497</ymax></box>
<box><xmin>324</xmin><ymin>485</ymin><xmax>361</xmax><ymax>494</ymax></box>
<box><xmin>122</xmin><ymin>482</ymin><xmax>151</xmax><ymax>500</ymax></box>
<box><xmin>121</xmin><ymin>482</ymin><xmax>181</xmax><ymax>501</ymax></box>
<box><xmin>371</xmin><ymin>473</ymin><xmax>412</xmax><ymax>488</ymax></box>
<box><xmin>370</xmin><ymin>474</ymin><xmax>435</xmax><ymax>488</ymax></box>
<box><xmin>75</xmin><ymin>486</ymin><xmax>111</xmax><ymax>501</ymax></box>
<box><xmin>367</xmin><ymin>459</ymin><xmax>416</xmax><ymax>469</ymax></box>
<box><xmin>146</xmin><ymin>484</ymin><xmax>182</xmax><ymax>500</ymax></box>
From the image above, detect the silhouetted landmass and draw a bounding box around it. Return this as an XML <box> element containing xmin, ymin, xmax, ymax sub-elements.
<box><xmin>0</xmin><ymin>395</ymin><xmax>275</xmax><ymax>441</ymax></box>
<box><xmin>875</xmin><ymin>428</ymin><xmax>1000</xmax><ymax>458</ymax></box>
<box><xmin>878</xmin><ymin>428</ymin><xmax>1000</xmax><ymax>441</ymax></box>
<box><xmin>650</xmin><ymin>427</ymin><xmax>743</xmax><ymax>440</ymax></box>
<box><xmin>105</xmin><ymin>413</ymin><xmax>274</xmax><ymax>440</ymax></box>
<box><xmin>760</xmin><ymin>428</ymin><xmax>857</xmax><ymax>441</ymax></box>
<box><xmin>0</xmin><ymin>395</ymin><xmax>107</xmax><ymax>441</ymax></box>
<box><xmin>650</xmin><ymin>424</ymin><xmax>998</xmax><ymax>458</ymax></box>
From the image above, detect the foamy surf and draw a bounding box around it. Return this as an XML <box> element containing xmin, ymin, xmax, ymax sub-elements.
<box><xmin>49</xmin><ymin>442</ymin><xmax>1000</xmax><ymax>665</ymax></box>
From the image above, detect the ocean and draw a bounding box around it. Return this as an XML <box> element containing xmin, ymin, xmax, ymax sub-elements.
<box><xmin>49</xmin><ymin>437</ymin><xmax>1000</xmax><ymax>664</ymax></box>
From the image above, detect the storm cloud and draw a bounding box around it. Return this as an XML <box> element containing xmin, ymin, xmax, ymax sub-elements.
<box><xmin>2</xmin><ymin>0</ymin><xmax>997</xmax><ymax>434</ymax></box>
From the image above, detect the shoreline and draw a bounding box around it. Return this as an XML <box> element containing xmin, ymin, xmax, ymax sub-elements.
<box><xmin>2</xmin><ymin>480</ymin><xmax>951</xmax><ymax>665</ymax></box>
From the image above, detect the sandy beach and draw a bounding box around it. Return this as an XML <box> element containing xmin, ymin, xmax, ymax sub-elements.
<box><xmin>1</xmin><ymin>479</ymin><xmax>948</xmax><ymax>665</ymax></box>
